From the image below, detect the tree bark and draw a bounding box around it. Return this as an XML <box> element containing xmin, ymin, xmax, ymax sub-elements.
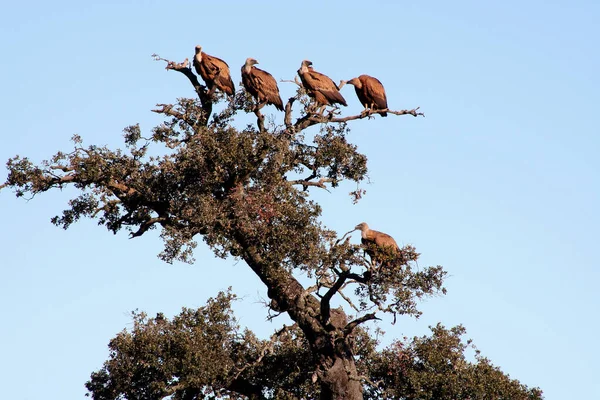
<box><xmin>320</xmin><ymin>356</ymin><xmax>363</xmax><ymax>400</ymax></box>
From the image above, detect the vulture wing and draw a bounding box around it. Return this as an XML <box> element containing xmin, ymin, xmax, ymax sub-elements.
<box><xmin>361</xmin><ymin>229</ymin><xmax>399</xmax><ymax>264</ymax></box>
<box><xmin>310</xmin><ymin>71</ymin><xmax>347</xmax><ymax>106</ymax></box>
<box><xmin>242</xmin><ymin>70</ymin><xmax>258</xmax><ymax>98</ymax></box>
<box><xmin>373</xmin><ymin>231</ymin><xmax>398</xmax><ymax>251</ymax></box>
<box><xmin>204</xmin><ymin>54</ymin><xmax>235</xmax><ymax>96</ymax></box>
<box><xmin>253</xmin><ymin>67</ymin><xmax>284</xmax><ymax>111</ymax></box>
<box><xmin>363</xmin><ymin>76</ymin><xmax>388</xmax><ymax>111</ymax></box>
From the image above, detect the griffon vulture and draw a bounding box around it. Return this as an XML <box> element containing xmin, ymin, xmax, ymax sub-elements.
<box><xmin>355</xmin><ymin>222</ymin><xmax>399</xmax><ymax>264</ymax></box>
<box><xmin>241</xmin><ymin>58</ymin><xmax>284</xmax><ymax>111</ymax></box>
<box><xmin>297</xmin><ymin>60</ymin><xmax>347</xmax><ymax>108</ymax></box>
<box><xmin>193</xmin><ymin>45</ymin><xmax>235</xmax><ymax>97</ymax></box>
<box><xmin>343</xmin><ymin>75</ymin><xmax>388</xmax><ymax>117</ymax></box>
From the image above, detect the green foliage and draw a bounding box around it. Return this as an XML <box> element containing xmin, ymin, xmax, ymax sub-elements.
<box><xmin>2</xmin><ymin>64</ymin><xmax>542</xmax><ymax>400</ymax></box>
<box><xmin>365</xmin><ymin>324</ymin><xmax>543</xmax><ymax>400</ymax></box>
<box><xmin>85</xmin><ymin>293</ymin><xmax>542</xmax><ymax>399</ymax></box>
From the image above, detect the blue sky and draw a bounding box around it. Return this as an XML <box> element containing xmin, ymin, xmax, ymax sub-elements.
<box><xmin>1</xmin><ymin>1</ymin><xmax>599</xmax><ymax>398</ymax></box>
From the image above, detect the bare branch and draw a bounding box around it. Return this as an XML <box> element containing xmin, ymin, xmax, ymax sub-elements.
<box><xmin>334</xmin><ymin>229</ymin><xmax>356</xmax><ymax>246</ymax></box>
<box><xmin>320</xmin><ymin>271</ymin><xmax>348</xmax><ymax>326</ymax></box>
<box><xmin>152</xmin><ymin>104</ymin><xmax>183</xmax><ymax>119</ymax></box>
<box><xmin>284</xmin><ymin>97</ymin><xmax>296</xmax><ymax>130</ymax></box>
<box><xmin>280</xmin><ymin>77</ymin><xmax>302</xmax><ymax>87</ymax></box>
<box><xmin>288</xmin><ymin>177</ymin><xmax>334</xmax><ymax>191</ymax></box>
<box><xmin>294</xmin><ymin>106</ymin><xmax>424</xmax><ymax>131</ymax></box>
<box><xmin>130</xmin><ymin>217</ymin><xmax>168</xmax><ymax>239</ymax></box>
<box><xmin>344</xmin><ymin>313</ymin><xmax>380</xmax><ymax>336</ymax></box>
<box><xmin>152</xmin><ymin>53</ymin><xmax>212</xmax><ymax>125</ymax></box>
<box><xmin>338</xmin><ymin>289</ymin><xmax>360</xmax><ymax>313</ymax></box>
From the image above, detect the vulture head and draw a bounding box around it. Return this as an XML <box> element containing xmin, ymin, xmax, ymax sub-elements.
<box><xmin>245</xmin><ymin>58</ymin><xmax>259</xmax><ymax>67</ymax></box>
<box><xmin>194</xmin><ymin>45</ymin><xmax>202</xmax><ymax>54</ymax></box>
<box><xmin>346</xmin><ymin>77</ymin><xmax>363</xmax><ymax>89</ymax></box>
<box><xmin>355</xmin><ymin>222</ymin><xmax>369</xmax><ymax>233</ymax></box>
<box><xmin>300</xmin><ymin>59</ymin><xmax>313</xmax><ymax>73</ymax></box>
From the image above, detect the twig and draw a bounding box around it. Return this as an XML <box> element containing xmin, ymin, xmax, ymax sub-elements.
<box><xmin>280</xmin><ymin>77</ymin><xmax>302</xmax><ymax>87</ymax></box>
<box><xmin>334</xmin><ymin>229</ymin><xmax>356</xmax><ymax>246</ymax></box>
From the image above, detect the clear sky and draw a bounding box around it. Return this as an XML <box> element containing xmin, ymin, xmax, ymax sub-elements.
<box><xmin>1</xmin><ymin>1</ymin><xmax>598</xmax><ymax>399</ymax></box>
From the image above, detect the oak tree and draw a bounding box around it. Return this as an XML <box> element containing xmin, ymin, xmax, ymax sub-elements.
<box><xmin>1</xmin><ymin>54</ymin><xmax>542</xmax><ymax>400</ymax></box>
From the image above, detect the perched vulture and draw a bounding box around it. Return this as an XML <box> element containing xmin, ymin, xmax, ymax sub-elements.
<box><xmin>343</xmin><ymin>75</ymin><xmax>388</xmax><ymax>117</ymax></box>
<box><xmin>193</xmin><ymin>45</ymin><xmax>235</xmax><ymax>97</ymax></box>
<box><xmin>241</xmin><ymin>58</ymin><xmax>284</xmax><ymax>111</ymax></box>
<box><xmin>355</xmin><ymin>222</ymin><xmax>399</xmax><ymax>264</ymax></box>
<box><xmin>297</xmin><ymin>60</ymin><xmax>347</xmax><ymax>108</ymax></box>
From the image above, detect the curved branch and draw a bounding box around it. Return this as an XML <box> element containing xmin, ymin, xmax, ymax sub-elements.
<box><xmin>344</xmin><ymin>313</ymin><xmax>380</xmax><ymax>336</ymax></box>
<box><xmin>152</xmin><ymin>54</ymin><xmax>213</xmax><ymax>125</ymax></box>
<box><xmin>320</xmin><ymin>270</ymin><xmax>348</xmax><ymax>327</ymax></box>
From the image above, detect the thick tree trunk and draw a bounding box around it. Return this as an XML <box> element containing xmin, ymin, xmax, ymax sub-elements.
<box><xmin>239</xmin><ymin>240</ymin><xmax>363</xmax><ymax>399</ymax></box>
<box><xmin>320</xmin><ymin>355</ymin><xmax>363</xmax><ymax>400</ymax></box>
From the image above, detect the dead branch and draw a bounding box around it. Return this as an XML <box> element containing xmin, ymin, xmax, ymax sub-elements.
<box><xmin>344</xmin><ymin>313</ymin><xmax>379</xmax><ymax>336</ymax></box>
<box><xmin>288</xmin><ymin>177</ymin><xmax>333</xmax><ymax>191</ymax></box>
<box><xmin>284</xmin><ymin>97</ymin><xmax>296</xmax><ymax>130</ymax></box>
<box><xmin>152</xmin><ymin>53</ymin><xmax>212</xmax><ymax>125</ymax></box>
<box><xmin>338</xmin><ymin>289</ymin><xmax>360</xmax><ymax>312</ymax></box>
<box><xmin>322</xmin><ymin>107</ymin><xmax>424</xmax><ymax>124</ymax></box>
<box><xmin>295</xmin><ymin>106</ymin><xmax>424</xmax><ymax>131</ymax></box>
<box><xmin>280</xmin><ymin>77</ymin><xmax>302</xmax><ymax>87</ymax></box>
<box><xmin>334</xmin><ymin>229</ymin><xmax>356</xmax><ymax>246</ymax></box>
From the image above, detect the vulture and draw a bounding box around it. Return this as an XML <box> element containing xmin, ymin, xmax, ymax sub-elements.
<box><xmin>297</xmin><ymin>60</ymin><xmax>347</xmax><ymax>108</ymax></box>
<box><xmin>343</xmin><ymin>75</ymin><xmax>388</xmax><ymax>117</ymax></box>
<box><xmin>241</xmin><ymin>58</ymin><xmax>284</xmax><ymax>111</ymax></box>
<box><xmin>355</xmin><ymin>222</ymin><xmax>400</xmax><ymax>264</ymax></box>
<box><xmin>193</xmin><ymin>45</ymin><xmax>235</xmax><ymax>97</ymax></box>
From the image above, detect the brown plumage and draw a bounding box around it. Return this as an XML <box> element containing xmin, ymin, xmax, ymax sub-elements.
<box><xmin>355</xmin><ymin>222</ymin><xmax>399</xmax><ymax>263</ymax></box>
<box><xmin>193</xmin><ymin>45</ymin><xmax>235</xmax><ymax>97</ymax></box>
<box><xmin>297</xmin><ymin>60</ymin><xmax>347</xmax><ymax>107</ymax></box>
<box><xmin>241</xmin><ymin>58</ymin><xmax>284</xmax><ymax>111</ymax></box>
<box><xmin>344</xmin><ymin>75</ymin><xmax>388</xmax><ymax>117</ymax></box>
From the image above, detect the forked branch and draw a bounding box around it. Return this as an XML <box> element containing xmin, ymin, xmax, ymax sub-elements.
<box><xmin>152</xmin><ymin>54</ymin><xmax>212</xmax><ymax>125</ymax></box>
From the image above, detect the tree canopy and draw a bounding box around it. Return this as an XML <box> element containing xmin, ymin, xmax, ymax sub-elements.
<box><xmin>1</xmin><ymin>51</ymin><xmax>542</xmax><ymax>400</ymax></box>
